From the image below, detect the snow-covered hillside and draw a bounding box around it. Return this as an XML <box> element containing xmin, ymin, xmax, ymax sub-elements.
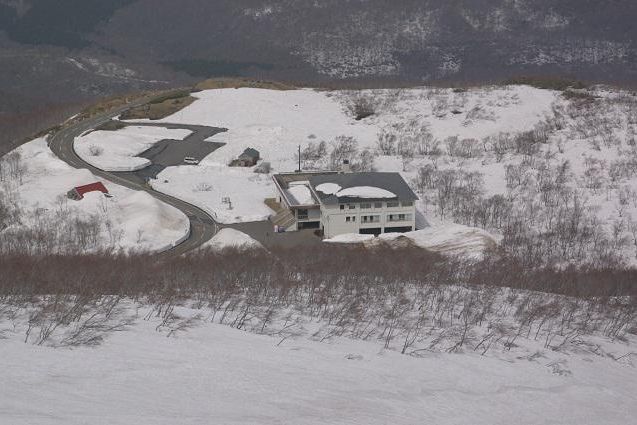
<box><xmin>143</xmin><ymin>85</ymin><xmax>553</xmax><ymax>168</ymax></box>
<box><xmin>0</xmin><ymin>138</ymin><xmax>189</xmax><ymax>253</ymax></box>
<box><xmin>120</xmin><ymin>85</ymin><xmax>554</xmax><ymax>229</ymax></box>
<box><xmin>1</xmin><ymin>302</ymin><xmax>635</xmax><ymax>425</ymax></box>
<box><xmin>118</xmin><ymin>84</ymin><xmax>637</xmax><ymax>265</ymax></box>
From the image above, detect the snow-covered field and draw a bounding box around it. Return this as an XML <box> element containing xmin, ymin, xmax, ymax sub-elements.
<box><xmin>120</xmin><ymin>85</ymin><xmax>554</xmax><ymax>228</ymax></box>
<box><xmin>0</xmin><ymin>138</ymin><xmax>189</xmax><ymax>252</ymax></box>
<box><xmin>74</xmin><ymin>126</ymin><xmax>191</xmax><ymax>172</ymax></box>
<box><xmin>1</xmin><ymin>308</ymin><xmax>635</xmax><ymax>425</ymax></box>
<box><xmin>151</xmin><ymin>164</ymin><xmax>275</xmax><ymax>224</ymax></box>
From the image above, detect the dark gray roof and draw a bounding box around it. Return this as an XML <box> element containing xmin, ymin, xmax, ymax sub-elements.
<box><xmin>239</xmin><ymin>148</ymin><xmax>260</xmax><ymax>159</ymax></box>
<box><xmin>309</xmin><ymin>172</ymin><xmax>418</xmax><ymax>204</ymax></box>
<box><xmin>273</xmin><ymin>171</ymin><xmax>338</xmax><ymax>189</ymax></box>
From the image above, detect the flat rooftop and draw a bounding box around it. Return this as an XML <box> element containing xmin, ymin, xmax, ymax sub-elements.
<box><xmin>309</xmin><ymin>172</ymin><xmax>418</xmax><ymax>204</ymax></box>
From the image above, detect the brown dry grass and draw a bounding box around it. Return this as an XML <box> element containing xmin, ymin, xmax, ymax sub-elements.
<box><xmin>194</xmin><ymin>78</ymin><xmax>295</xmax><ymax>91</ymax></box>
<box><xmin>79</xmin><ymin>91</ymin><xmax>153</xmax><ymax>120</ymax></box>
<box><xmin>94</xmin><ymin>120</ymin><xmax>127</xmax><ymax>132</ymax></box>
<box><xmin>120</xmin><ymin>95</ymin><xmax>197</xmax><ymax>120</ymax></box>
<box><xmin>264</xmin><ymin>198</ymin><xmax>284</xmax><ymax>213</ymax></box>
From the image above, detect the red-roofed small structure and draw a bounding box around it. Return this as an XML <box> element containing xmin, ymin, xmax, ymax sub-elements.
<box><xmin>67</xmin><ymin>182</ymin><xmax>109</xmax><ymax>200</ymax></box>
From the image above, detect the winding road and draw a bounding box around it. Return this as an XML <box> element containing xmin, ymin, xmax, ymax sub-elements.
<box><xmin>47</xmin><ymin>102</ymin><xmax>219</xmax><ymax>257</ymax></box>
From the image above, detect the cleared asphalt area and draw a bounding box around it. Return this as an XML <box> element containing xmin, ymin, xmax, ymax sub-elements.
<box><xmin>113</xmin><ymin>121</ymin><xmax>228</xmax><ymax>180</ymax></box>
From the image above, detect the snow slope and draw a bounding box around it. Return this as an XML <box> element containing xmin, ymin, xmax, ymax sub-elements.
<box><xmin>1</xmin><ymin>314</ymin><xmax>635</xmax><ymax>425</ymax></box>
<box><xmin>1</xmin><ymin>138</ymin><xmax>189</xmax><ymax>252</ymax></box>
<box><xmin>74</xmin><ymin>126</ymin><xmax>191</xmax><ymax>172</ymax></box>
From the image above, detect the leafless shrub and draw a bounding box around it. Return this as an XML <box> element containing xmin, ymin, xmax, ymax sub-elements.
<box><xmin>329</xmin><ymin>135</ymin><xmax>359</xmax><ymax>170</ymax></box>
<box><xmin>254</xmin><ymin>162</ymin><xmax>271</xmax><ymax>174</ymax></box>
<box><xmin>464</xmin><ymin>105</ymin><xmax>495</xmax><ymax>123</ymax></box>
<box><xmin>345</xmin><ymin>93</ymin><xmax>378</xmax><ymax>120</ymax></box>
<box><xmin>447</xmin><ymin>137</ymin><xmax>481</xmax><ymax>158</ymax></box>
<box><xmin>194</xmin><ymin>182</ymin><xmax>213</xmax><ymax>192</ymax></box>
<box><xmin>488</xmin><ymin>133</ymin><xmax>514</xmax><ymax>162</ymax></box>
<box><xmin>88</xmin><ymin>145</ymin><xmax>104</xmax><ymax>156</ymax></box>
<box><xmin>1</xmin><ymin>152</ymin><xmax>26</xmax><ymax>185</ymax></box>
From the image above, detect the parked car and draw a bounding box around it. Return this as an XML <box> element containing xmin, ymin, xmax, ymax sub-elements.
<box><xmin>183</xmin><ymin>157</ymin><xmax>200</xmax><ymax>165</ymax></box>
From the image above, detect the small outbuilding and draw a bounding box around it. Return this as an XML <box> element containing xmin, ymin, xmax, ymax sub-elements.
<box><xmin>231</xmin><ymin>148</ymin><xmax>260</xmax><ymax>167</ymax></box>
<box><xmin>67</xmin><ymin>182</ymin><xmax>109</xmax><ymax>201</ymax></box>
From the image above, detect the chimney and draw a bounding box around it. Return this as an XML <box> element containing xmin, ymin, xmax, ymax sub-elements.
<box><xmin>340</xmin><ymin>159</ymin><xmax>351</xmax><ymax>173</ymax></box>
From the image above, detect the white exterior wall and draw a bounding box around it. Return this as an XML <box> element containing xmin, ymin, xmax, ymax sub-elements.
<box><xmin>320</xmin><ymin>201</ymin><xmax>416</xmax><ymax>239</ymax></box>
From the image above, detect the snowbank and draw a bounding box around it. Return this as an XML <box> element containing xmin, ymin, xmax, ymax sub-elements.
<box><xmin>326</xmin><ymin>224</ymin><xmax>496</xmax><ymax>259</ymax></box>
<box><xmin>2</xmin><ymin>138</ymin><xmax>190</xmax><ymax>252</ymax></box>
<box><xmin>74</xmin><ymin>126</ymin><xmax>191</xmax><ymax>172</ymax></box>
<box><xmin>111</xmin><ymin>191</ymin><xmax>190</xmax><ymax>252</ymax></box>
<box><xmin>201</xmin><ymin>228</ymin><xmax>264</xmax><ymax>252</ymax></box>
<box><xmin>325</xmin><ymin>233</ymin><xmax>375</xmax><ymax>244</ymax></box>
<box><xmin>383</xmin><ymin>225</ymin><xmax>497</xmax><ymax>259</ymax></box>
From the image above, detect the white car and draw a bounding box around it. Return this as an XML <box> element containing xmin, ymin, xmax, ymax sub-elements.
<box><xmin>183</xmin><ymin>157</ymin><xmax>200</xmax><ymax>165</ymax></box>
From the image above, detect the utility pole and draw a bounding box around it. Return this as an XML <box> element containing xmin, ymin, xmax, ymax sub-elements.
<box><xmin>297</xmin><ymin>145</ymin><xmax>301</xmax><ymax>172</ymax></box>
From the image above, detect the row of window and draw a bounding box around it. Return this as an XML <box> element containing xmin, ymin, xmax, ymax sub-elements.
<box><xmin>339</xmin><ymin>201</ymin><xmax>413</xmax><ymax>211</ymax></box>
<box><xmin>345</xmin><ymin>214</ymin><xmax>412</xmax><ymax>223</ymax></box>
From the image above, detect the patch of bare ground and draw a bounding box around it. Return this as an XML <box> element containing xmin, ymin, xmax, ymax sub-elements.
<box><xmin>119</xmin><ymin>90</ymin><xmax>197</xmax><ymax>120</ymax></box>
<box><xmin>194</xmin><ymin>78</ymin><xmax>295</xmax><ymax>91</ymax></box>
<box><xmin>264</xmin><ymin>198</ymin><xmax>284</xmax><ymax>213</ymax></box>
<box><xmin>94</xmin><ymin>120</ymin><xmax>127</xmax><ymax>132</ymax></box>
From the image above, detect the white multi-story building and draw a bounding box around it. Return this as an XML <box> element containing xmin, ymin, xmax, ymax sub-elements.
<box><xmin>272</xmin><ymin>172</ymin><xmax>418</xmax><ymax>238</ymax></box>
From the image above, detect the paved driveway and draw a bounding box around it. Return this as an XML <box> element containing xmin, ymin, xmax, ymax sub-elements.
<box><xmin>228</xmin><ymin>220</ymin><xmax>323</xmax><ymax>249</ymax></box>
<box><xmin>122</xmin><ymin>122</ymin><xmax>227</xmax><ymax>179</ymax></box>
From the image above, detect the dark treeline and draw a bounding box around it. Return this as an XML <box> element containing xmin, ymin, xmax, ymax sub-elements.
<box><xmin>2</xmin><ymin>246</ymin><xmax>635</xmax><ymax>350</ymax></box>
<box><xmin>1</xmin><ymin>246</ymin><xmax>635</xmax><ymax>299</ymax></box>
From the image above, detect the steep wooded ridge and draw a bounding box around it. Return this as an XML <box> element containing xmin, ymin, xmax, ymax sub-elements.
<box><xmin>2</xmin><ymin>0</ymin><xmax>637</xmax><ymax>147</ymax></box>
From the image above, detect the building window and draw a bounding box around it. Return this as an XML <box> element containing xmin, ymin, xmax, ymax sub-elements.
<box><xmin>387</xmin><ymin>201</ymin><xmax>399</xmax><ymax>208</ymax></box>
<box><xmin>348</xmin><ymin>204</ymin><xmax>356</xmax><ymax>210</ymax></box>
<box><xmin>297</xmin><ymin>209</ymin><xmax>308</xmax><ymax>220</ymax></box>
<box><xmin>346</xmin><ymin>216</ymin><xmax>357</xmax><ymax>223</ymax></box>
<box><xmin>362</xmin><ymin>215</ymin><xmax>380</xmax><ymax>223</ymax></box>
<box><xmin>402</xmin><ymin>201</ymin><xmax>414</xmax><ymax>207</ymax></box>
<box><xmin>374</xmin><ymin>202</ymin><xmax>383</xmax><ymax>208</ymax></box>
<box><xmin>340</xmin><ymin>205</ymin><xmax>345</xmax><ymax>210</ymax></box>
<box><xmin>388</xmin><ymin>213</ymin><xmax>411</xmax><ymax>222</ymax></box>
<box><xmin>360</xmin><ymin>203</ymin><xmax>371</xmax><ymax>209</ymax></box>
